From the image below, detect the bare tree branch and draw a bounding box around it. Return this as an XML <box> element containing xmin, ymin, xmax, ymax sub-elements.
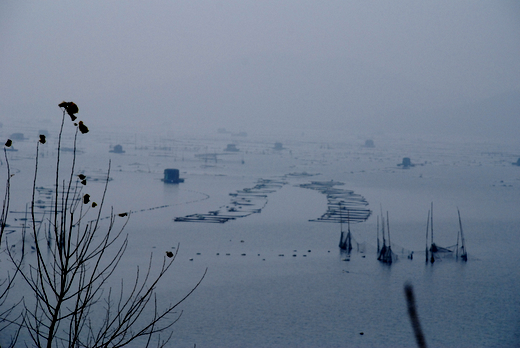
<box><xmin>1</xmin><ymin>102</ymin><xmax>205</xmax><ymax>347</ymax></box>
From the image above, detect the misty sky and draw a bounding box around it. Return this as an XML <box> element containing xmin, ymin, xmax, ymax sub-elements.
<box><xmin>1</xmin><ymin>1</ymin><xmax>519</xmax><ymax>139</ymax></box>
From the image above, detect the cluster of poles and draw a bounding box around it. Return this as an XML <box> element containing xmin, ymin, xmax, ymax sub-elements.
<box><xmin>376</xmin><ymin>203</ymin><xmax>468</xmax><ymax>265</ymax></box>
<box><xmin>425</xmin><ymin>202</ymin><xmax>468</xmax><ymax>263</ymax></box>
<box><xmin>377</xmin><ymin>210</ymin><xmax>395</xmax><ymax>263</ymax></box>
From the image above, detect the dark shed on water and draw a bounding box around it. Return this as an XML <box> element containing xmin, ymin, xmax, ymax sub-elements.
<box><xmin>364</xmin><ymin>139</ymin><xmax>375</xmax><ymax>148</ymax></box>
<box><xmin>398</xmin><ymin>157</ymin><xmax>414</xmax><ymax>168</ymax></box>
<box><xmin>224</xmin><ymin>144</ymin><xmax>239</xmax><ymax>152</ymax></box>
<box><xmin>163</xmin><ymin>169</ymin><xmax>184</xmax><ymax>183</ymax></box>
<box><xmin>110</xmin><ymin>144</ymin><xmax>125</xmax><ymax>154</ymax></box>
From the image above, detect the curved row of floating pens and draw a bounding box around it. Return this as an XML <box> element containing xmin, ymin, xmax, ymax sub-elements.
<box><xmin>299</xmin><ymin>181</ymin><xmax>372</xmax><ymax>224</ymax></box>
<box><xmin>173</xmin><ymin>178</ymin><xmax>287</xmax><ymax>223</ymax></box>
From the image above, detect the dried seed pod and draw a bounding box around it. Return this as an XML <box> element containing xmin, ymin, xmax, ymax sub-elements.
<box><xmin>59</xmin><ymin>101</ymin><xmax>79</xmax><ymax>121</ymax></box>
<box><xmin>78</xmin><ymin>121</ymin><xmax>89</xmax><ymax>134</ymax></box>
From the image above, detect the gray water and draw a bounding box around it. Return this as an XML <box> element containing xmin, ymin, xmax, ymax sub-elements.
<box><xmin>1</xmin><ymin>124</ymin><xmax>519</xmax><ymax>347</ymax></box>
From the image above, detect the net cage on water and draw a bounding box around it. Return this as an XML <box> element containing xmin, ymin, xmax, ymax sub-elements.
<box><xmin>300</xmin><ymin>181</ymin><xmax>372</xmax><ymax>253</ymax></box>
<box><xmin>425</xmin><ymin>204</ymin><xmax>468</xmax><ymax>263</ymax></box>
<box><xmin>174</xmin><ymin>178</ymin><xmax>287</xmax><ymax>223</ymax></box>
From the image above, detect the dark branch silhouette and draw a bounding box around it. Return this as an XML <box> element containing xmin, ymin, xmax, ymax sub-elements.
<box><xmin>404</xmin><ymin>282</ymin><xmax>428</xmax><ymax>348</ymax></box>
<box><xmin>1</xmin><ymin>102</ymin><xmax>205</xmax><ymax>347</ymax></box>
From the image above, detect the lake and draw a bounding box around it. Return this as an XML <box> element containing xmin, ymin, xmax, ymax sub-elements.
<box><xmin>1</xmin><ymin>123</ymin><xmax>519</xmax><ymax>347</ymax></box>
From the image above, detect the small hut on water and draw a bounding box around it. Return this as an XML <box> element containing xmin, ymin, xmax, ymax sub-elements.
<box><xmin>109</xmin><ymin>144</ymin><xmax>125</xmax><ymax>154</ymax></box>
<box><xmin>397</xmin><ymin>157</ymin><xmax>414</xmax><ymax>168</ymax></box>
<box><xmin>224</xmin><ymin>144</ymin><xmax>239</xmax><ymax>152</ymax></box>
<box><xmin>274</xmin><ymin>142</ymin><xmax>284</xmax><ymax>150</ymax></box>
<box><xmin>163</xmin><ymin>169</ymin><xmax>184</xmax><ymax>183</ymax></box>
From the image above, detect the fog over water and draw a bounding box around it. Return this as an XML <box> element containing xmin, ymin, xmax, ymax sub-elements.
<box><xmin>1</xmin><ymin>1</ymin><xmax>520</xmax><ymax>139</ymax></box>
<box><xmin>1</xmin><ymin>2</ymin><xmax>520</xmax><ymax>347</ymax></box>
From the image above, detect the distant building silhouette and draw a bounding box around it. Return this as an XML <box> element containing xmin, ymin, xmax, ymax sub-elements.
<box><xmin>109</xmin><ymin>144</ymin><xmax>125</xmax><ymax>154</ymax></box>
<box><xmin>398</xmin><ymin>157</ymin><xmax>415</xmax><ymax>168</ymax></box>
<box><xmin>224</xmin><ymin>144</ymin><xmax>239</xmax><ymax>152</ymax></box>
<box><xmin>163</xmin><ymin>169</ymin><xmax>184</xmax><ymax>183</ymax></box>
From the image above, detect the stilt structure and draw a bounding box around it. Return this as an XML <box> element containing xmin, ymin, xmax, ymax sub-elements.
<box><xmin>425</xmin><ymin>209</ymin><xmax>430</xmax><ymax>263</ymax></box>
<box><xmin>457</xmin><ymin>208</ymin><xmax>468</xmax><ymax>261</ymax></box>
<box><xmin>376</xmin><ymin>215</ymin><xmax>380</xmax><ymax>254</ymax></box>
<box><xmin>430</xmin><ymin>202</ymin><xmax>436</xmax><ymax>263</ymax></box>
<box><xmin>427</xmin><ymin>202</ymin><xmax>456</xmax><ymax>263</ymax></box>
<box><xmin>338</xmin><ymin>205</ymin><xmax>352</xmax><ymax>253</ymax></box>
<box><xmin>377</xmin><ymin>210</ymin><xmax>395</xmax><ymax>263</ymax></box>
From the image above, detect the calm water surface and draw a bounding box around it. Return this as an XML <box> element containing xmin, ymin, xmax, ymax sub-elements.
<box><xmin>1</xmin><ymin>125</ymin><xmax>519</xmax><ymax>347</ymax></box>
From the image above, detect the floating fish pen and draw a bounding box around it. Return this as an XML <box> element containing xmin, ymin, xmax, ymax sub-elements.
<box><xmin>80</xmin><ymin>175</ymin><xmax>113</xmax><ymax>182</ymax></box>
<box><xmin>195</xmin><ymin>153</ymin><xmax>218</xmax><ymax>162</ymax></box>
<box><xmin>174</xmin><ymin>178</ymin><xmax>286</xmax><ymax>223</ymax></box>
<box><xmin>301</xmin><ymin>181</ymin><xmax>371</xmax><ymax>224</ymax></box>
<box><xmin>301</xmin><ymin>181</ymin><xmax>371</xmax><ymax>252</ymax></box>
<box><xmin>284</xmin><ymin>172</ymin><xmax>318</xmax><ymax>178</ymax></box>
<box><xmin>174</xmin><ymin>213</ymin><xmax>244</xmax><ymax>223</ymax></box>
<box><xmin>162</xmin><ymin>169</ymin><xmax>184</xmax><ymax>183</ymax></box>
